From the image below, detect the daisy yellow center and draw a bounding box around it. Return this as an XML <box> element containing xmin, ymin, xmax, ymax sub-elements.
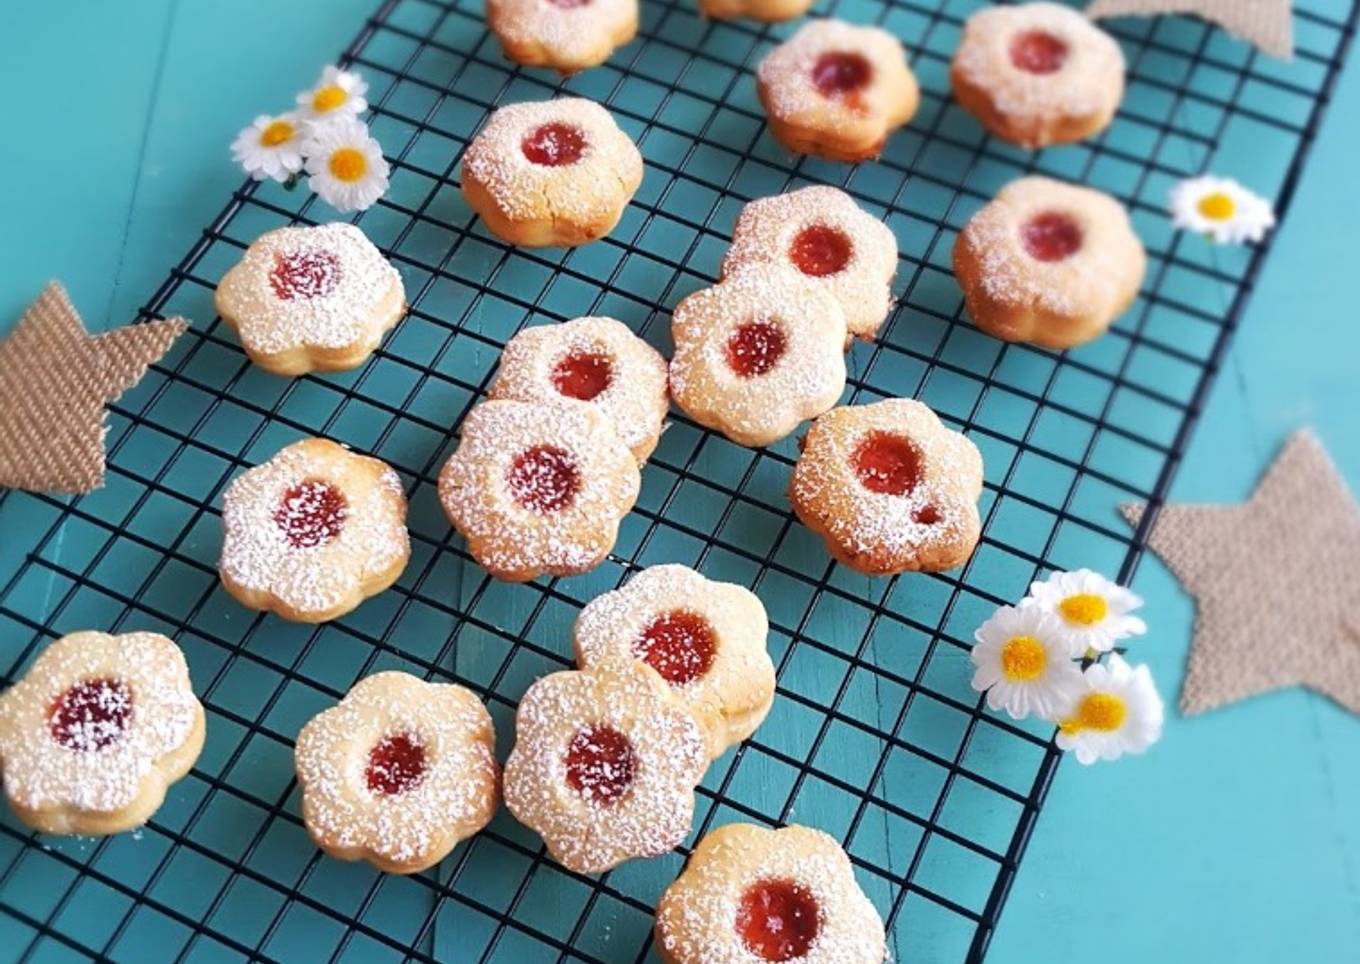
<box><xmin>1061</xmin><ymin>692</ymin><xmax>1127</xmax><ymax>735</ymax></box>
<box><xmin>312</xmin><ymin>85</ymin><xmax>348</xmax><ymax>113</ymax></box>
<box><xmin>1000</xmin><ymin>635</ymin><xmax>1047</xmax><ymax>682</ymax></box>
<box><xmin>329</xmin><ymin>147</ymin><xmax>368</xmax><ymax>183</ymax></box>
<box><xmin>1058</xmin><ymin>593</ymin><xmax>1108</xmax><ymax>626</ymax></box>
<box><xmin>1196</xmin><ymin>192</ymin><xmax>1236</xmax><ymax>221</ymax></box>
<box><xmin>259</xmin><ymin>119</ymin><xmax>295</xmax><ymax>147</ymax></box>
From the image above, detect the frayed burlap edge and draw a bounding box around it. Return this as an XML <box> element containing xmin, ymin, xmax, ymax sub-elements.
<box><xmin>1087</xmin><ymin>0</ymin><xmax>1293</xmax><ymax>58</ymax></box>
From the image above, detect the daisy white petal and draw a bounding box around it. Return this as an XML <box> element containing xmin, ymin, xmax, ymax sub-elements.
<box><xmin>970</xmin><ymin>605</ymin><xmax>1086</xmax><ymax>722</ymax></box>
<box><xmin>296</xmin><ymin>65</ymin><xmax>370</xmax><ymax>124</ymax></box>
<box><xmin>1169</xmin><ymin>175</ymin><xmax>1275</xmax><ymax>245</ymax></box>
<box><xmin>1025</xmin><ymin>568</ymin><xmax>1146</xmax><ymax>654</ymax></box>
<box><xmin>302</xmin><ymin>119</ymin><xmax>389</xmax><ymax>213</ymax></box>
<box><xmin>1055</xmin><ymin>654</ymin><xmax>1164</xmax><ymax>764</ymax></box>
<box><xmin>231</xmin><ymin>113</ymin><xmax>305</xmax><ymax>183</ymax></box>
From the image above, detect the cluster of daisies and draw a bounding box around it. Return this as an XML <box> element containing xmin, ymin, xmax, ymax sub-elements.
<box><xmin>970</xmin><ymin>569</ymin><xmax>1164</xmax><ymax>765</ymax></box>
<box><xmin>1169</xmin><ymin>175</ymin><xmax>1276</xmax><ymax>245</ymax></box>
<box><xmin>230</xmin><ymin>66</ymin><xmax>389</xmax><ymax>213</ymax></box>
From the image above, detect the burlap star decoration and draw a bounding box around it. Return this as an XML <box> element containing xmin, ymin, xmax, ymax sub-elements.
<box><xmin>1122</xmin><ymin>430</ymin><xmax>1360</xmax><ymax>715</ymax></box>
<box><xmin>1087</xmin><ymin>0</ymin><xmax>1293</xmax><ymax>59</ymax></box>
<box><xmin>0</xmin><ymin>282</ymin><xmax>187</xmax><ymax>494</ymax></box>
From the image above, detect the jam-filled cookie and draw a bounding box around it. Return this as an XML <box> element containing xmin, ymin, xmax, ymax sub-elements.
<box><xmin>294</xmin><ymin>671</ymin><xmax>499</xmax><ymax>874</ymax></box>
<box><xmin>952</xmin><ymin>2</ymin><xmax>1125</xmax><ymax>149</ymax></box>
<box><xmin>215</xmin><ymin>222</ymin><xmax>405</xmax><ymax>376</ymax></box>
<box><xmin>574</xmin><ymin>565</ymin><xmax>774</xmax><ymax>760</ymax></box>
<box><xmin>952</xmin><ymin>176</ymin><xmax>1146</xmax><ymax>349</ymax></box>
<box><xmin>655</xmin><ymin>822</ymin><xmax>887</xmax><ymax>964</ymax></box>
<box><xmin>488</xmin><ymin>316</ymin><xmax>668</xmax><ymax>463</ymax></box>
<box><xmin>670</xmin><ymin>265</ymin><xmax>847</xmax><ymax>448</ymax></box>
<box><xmin>0</xmin><ymin>631</ymin><xmax>205</xmax><ymax>836</ymax></box>
<box><xmin>219</xmin><ymin>437</ymin><xmax>411</xmax><ymax>623</ymax></box>
<box><xmin>790</xmin><ymin>398</ymin><xmax>983</xmax><ymax>574</ymax></box>
<box><xmin>502</xmin><ymin>660</ymin><xmax>708</xmax><ymax>873</ymax></box>
<box><xmin>487</xmin><ymin>0</ymin><xmax>637</xmax><ymax>74</ymax></box>
<box><xmin>438</xmin><ymin>399</ymin><xmax>640</xmax><ymax>582</ymax></box>
<box><xmin>756</xmin><ymin>20</ymin><xmax>920</xmax><ymax>162</ymax></box>
<box><xmin>723</xmin><ymin>186</ymin><xmax>899</xmax><ymax>343</ymax></box>
<box><xmin>462</xmin><ymin>98</ymin><xmax>644</xmax><ymax>247</ymax></box>
<box><xmin>700</xmin><ymin>0</ymin><xmax>813</xmax><ymax>22</ymax></box>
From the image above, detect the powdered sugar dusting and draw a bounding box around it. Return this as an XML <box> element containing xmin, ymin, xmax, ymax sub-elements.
<box><xmin>487</xmin><ymin>0</ymin><xmax>636</xmax><ymax>68</ymax></box>
<box><xmin>655</xmin><ymin>823</ymin><xmax>887</xmax><ymax>963</ymax></box>
<box><xmin>502</xmin><ymin>661</ymin><xmax>708</xmax><ymax>874</ymax></box>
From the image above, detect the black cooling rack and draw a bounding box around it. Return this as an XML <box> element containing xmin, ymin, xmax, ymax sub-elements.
<box><xmin>1</xmin><ymin>0</ymin><xmax>1355</xmax><ymax>960</ymax></box>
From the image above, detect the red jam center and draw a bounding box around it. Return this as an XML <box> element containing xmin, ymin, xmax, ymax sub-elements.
<box><xmin>726</xmin><ymin>321</ymin><xmax>787</xmax><ymax>378</ymax></box>
<box><xmin>913</xmin><ymin>503</ymin><xmax>941</xmax><ymax>525</ymax></box>
<box><xmin>507</xmin><ymin>445</ymin><xmax>581</xmax><ymax>513</ymax></box>
<box><xmin>269</xmin><ymin>249</ymin><xmax>343</xmax><ymax>301</ymax></box>
<box><xmin>736</xmin><ymin>879</ymin><xmax>821</xmax><ymax>962</ymax></box>
<box><xmin>564</xmin><ymin>724</ymin><xmax>637</xmax><ymax>806</ymax></box>
<box><xmin>48</xmin><ymin>678</ymin><xmax>132</xmax><ymax>752</ymax></box>
<box><xmin>811</xmin><ymin>51</ymin><xmax>873</xmax><ymax>99</ymax></box>
<box><xmin>521</xmin><ymin>123</ymin><xmax>586</xmax><ymax>167</ymax></box>
<box><xmin>852</xmin><ymin>432</ymin><xmax>922</xmax><ymax>497</ymax></box>
<box><xmin>789</xmin><ymin>225</ymin><xmax>853</xmax><ymax>277</ymax></box>
<box><xmin>1009</xmin><ymin>30</ymin><xmax>1069</xmax><ymax>74</ymax></box>
<box><xmin>274</xmin><ymin>479</ymin><xmax>349</xmax><ymax>549</ymax></box>
<box><xmin>633</xmin><ymin>610</ymin><xmax>717</xmax><ymax>686</ymax></box>
<box><xmin>551</xmin><ymin>350</ymin><xmax>613</xmax><ymax>401</ymax></box>
<box><xmin>1020</xmin><ymin>212</ymin><xmax>1082</xmax><ymax>263</ymax></box>
<box><xmin>365</xmin><ymin>733</ymin><xmax>427</xmax><ymax>795</ymax></box>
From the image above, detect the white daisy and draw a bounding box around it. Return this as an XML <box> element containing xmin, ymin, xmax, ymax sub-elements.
<box><xmin>231</xmin><ymin>113</ymin><xmax>305</xmax><ymax>183</ymax></box>
<box><xmin>296</xmin><ymin>66</ymin><xmax>369</xmax><ymax>125</ymax></box>
<box><xmin>1169</xmin><ymin>175</ymin><xmax>1275</xmax><ymax>245</ymax></box>
<box><xmin>1025</xmin><ymin>568</ymin><xmax>1146</xmax><ymax>655</ymax></box>
<box><xmin>302</xmin><ymin>119</ymin><xmax>389</xmax><ymax>213</ymax></box>
<box><xmin>970</xmin><ymin>604</ymin><xmax>1086</xmax><ymax>722</ymax></box>
<box><xmin>1056</xmin><ymin>654</ymin><xmax>1164</xmax><ymax>765</ymax></box>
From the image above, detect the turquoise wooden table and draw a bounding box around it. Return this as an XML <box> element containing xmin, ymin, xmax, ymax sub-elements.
<box><xmin>2</xmin><ymin>1</ymin><xmax>1358</xmax><ymax>962</ymax></box>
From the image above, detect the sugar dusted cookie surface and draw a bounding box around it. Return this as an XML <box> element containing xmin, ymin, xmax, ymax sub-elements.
<box><xmin>574</xmin><ymin>564</ymin><xmax>774</xmax><ymax>759</ymax></box>
<box><xmin>488</xmin><ymin>316</ymin><xmax>668</xmax><ymax>463</ymax></box>
<box><xmin>502</xmin><ymin>661</ymin><xmax>708</xmax><ymax>874</ymax></box>
<box><xmin>723</xmin><ymin>185</ymin><xmax>899</xmax><ymax>343</ymax></box>
<box><xmin>669</xmin><ymin>264</ymin><xmax>847</xmax><ymax>449</ymax></box>
<box><xmin>0</xmin><ymin>631</ymin><xmax>204</xmax><ymax>836</ymax></box>
<box><xmin>952</xmin><ymin>176</ymin><xmax>1146</xmax><ymax>349</ymax></box>
<box><xmin>790</xmin><ymin>398</ymin><xmax>983</xmax><ymax>575</ymax></box>
<box><xmin>462</xmin><ymin>98</ymin><xmax>644</xmax><ymax>247</ymax></box>
<box><xmin>438</xmin><ymin>398</ymin><xmax>641</xmax><ymax>582</ymax></box>
<box><xmin>952</xmin><ymin>2</ymin><xmax>1125</xmax><ymax>148</ymax></box>
<box><xmin>214</xmin><ymin>222</ymin><xmax>405</xmax><ymax>375</ymax></box>
<box><xmin>487</xmin><ymin>0</ymin><xmax>637</xmax><ymax>74</ymax></box>
<box><xmin>756</xmin><ymin>20</ymin><xmax>920</xmax><ymax>162</ymax></box>
<box><xmin>219</xmin><ymin>437</ymin><xmax>410</xmax><ymax>623</ymax></box>
<box><xmin>294</xmin><ymin>671</ymin><xmax>499</xmax><ymax>875</ymax></box>
<box><xmin>655</xmin><ymin>822</ymin><xmax>887</xmax><ymax>963</ymax></box>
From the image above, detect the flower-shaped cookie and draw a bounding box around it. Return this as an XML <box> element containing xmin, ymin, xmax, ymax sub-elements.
<box><xmin>294</xmin><ymin>671</ymin><xmax>500</xmax><ymax>874</ymax></box>
<box><xmin>655</xmin><ymin>823</ymin><xmax>887</xmax><ymax>964</ymax></box>
<box><xmin>574</xmin><ymin>564</ymin><xmax>774</xmax><ymax>759</ymax></box>
<box><xmin>722</xmin><ymin>186</ymin><xmax>899</xmax><ymax>343</ymax></box>
<box><xmin>438</xmin><ymin>399</ymin><xmax>641</xmax><ymax>582</ymax></box>
<box><xmin>219</xmin><ymin>437</ymin><xmax>411</xmax><ymax>623</ymax></box>
<box><xmin>0</xmin><ymin>631</ymin><xmax>204</xmax><ymax>836</ymax></box>
<box><xmin>951</xmin><ymin>2</ymin><xmax>1125</xmax><ymax>149</ymax></box>
<box><xmin>215</xmin><ymin>222</ymin><xmax>405</xmax><ymax>375</ymax></box>
<box><xmin>670</xmin><ymin>264</ymin><xmax>847</xmax><ymax>448</ymax></box>
<box><xmin>790</xmin><ymin>398</ymin><xmax>984</xmax><ymax>574</ymax></box>
<box><xmin>756</xmin><ymin>20</ymin><xmax>920</xmax><ymax>162</ymax></box>
<box><xmin>952</xmin><ymin>176</ymin><xmax>1146</xmax><ymax>349</ymax></box>
<box><xmin>487</xmin><ymin>0</ymin><xmax>637</xmax><ymax>74</ymax></box>
<box><xmin>488</xmin><ymin>316</ymin><xmax>669</xmax><ymax>463</ymax></box>
<box><xmin>700</xmin><ymin>0</ymin><xmax>813</xmax><ymax>22</ymax></box>
<box><xmin>462</xmin><ymin>98</ymin><xmax>644</xmax><ymax>247</ymax></box>
<box><xmin>503</xmin><ymin>661</ymin><xmax>708</xmax><ymax>873</ymax></box>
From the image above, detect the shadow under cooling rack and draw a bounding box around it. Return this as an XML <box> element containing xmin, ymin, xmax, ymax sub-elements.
<box><xmin>0</xmin><ymin>0</ymin><xmax>1355</xmax><ymax>960</ymax></box>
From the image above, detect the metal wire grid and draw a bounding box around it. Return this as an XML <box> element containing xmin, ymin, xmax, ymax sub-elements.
<box><xmin>0</xmin><ymin>0</ymin><xmax>1354</xmax><ymax>960</ymax></box>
